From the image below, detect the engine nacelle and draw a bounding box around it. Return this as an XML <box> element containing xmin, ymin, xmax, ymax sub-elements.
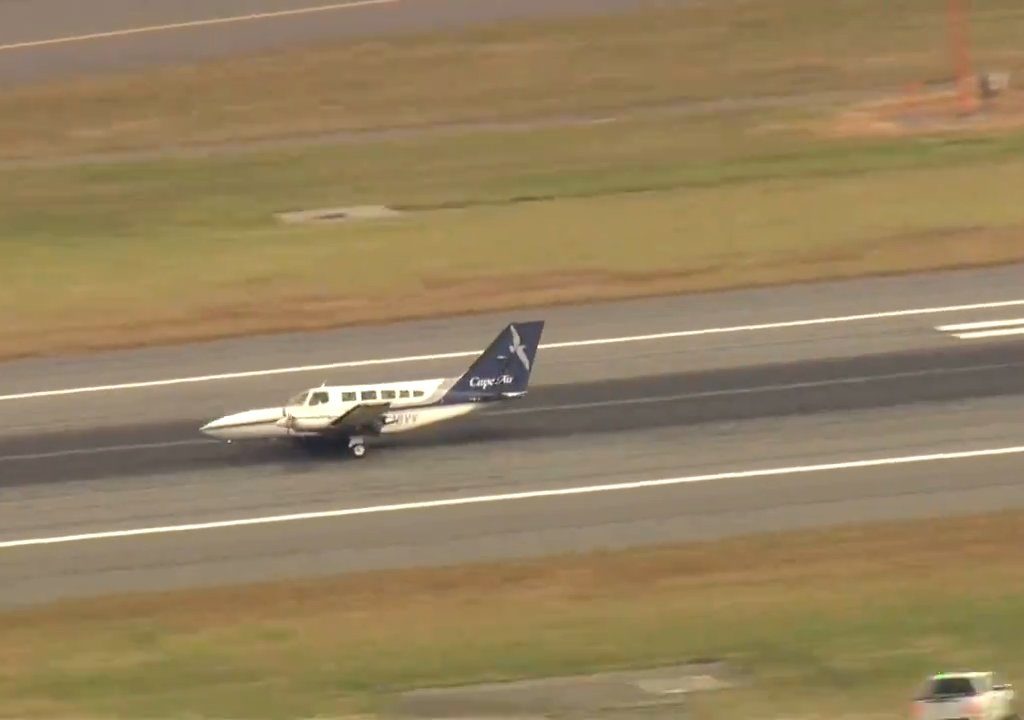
<box><xmin>276</xmin><ymin>414</ymin><xmax>331</xmax><ymax>432</ymax></box>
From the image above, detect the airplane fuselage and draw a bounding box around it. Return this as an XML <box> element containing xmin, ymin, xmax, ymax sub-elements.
<box><xmin>200</xmin><ymin>377</ymin><xmax>482</xmax><ymax>442</ymax></box>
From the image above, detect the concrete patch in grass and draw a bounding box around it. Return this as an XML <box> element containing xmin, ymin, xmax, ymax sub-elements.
<box><xmin>276</xmin><ymin>205</ymin><xmax>404</xmax><ymax>224</ymax></box>
<box><xmin>390</xmin><ymin>660</ymin><xmax>741</xmax><ymax>719</ymax></box>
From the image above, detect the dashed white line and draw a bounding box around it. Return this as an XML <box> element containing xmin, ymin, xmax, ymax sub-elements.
<box><xmin>5</xmin><ymin>298</ymin><xmax>1024</xmax><ymax>403</ymax></box>
<box><xmin>955</xmin><ymin>328</ymin><xmax>1024</xmax><ymax>340</ymax></box>
<box><xmin>4</xmin><ymin>443</ymin><xmax>1024</xmax><ymax>549</ymax></box>
<box><xmin>936</xmin><ymin>317</ymin><xmax>1024</xmax><ymax>340</ymax></box>
<box><xmin>0</xmin><ymin>0</ymin><xmax>399</xmax><ymax>52</ymax></box>
<box><xmin>938</xmin><ymin>318</ymin><xmax>1024</xmax><ymax>331</ymax></box>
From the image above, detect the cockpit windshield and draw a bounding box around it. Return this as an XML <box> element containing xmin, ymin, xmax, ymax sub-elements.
<box><xmin>286</xmin><ymin>390</ymin><xmax>310</xmax><ymax>407</ymax></box>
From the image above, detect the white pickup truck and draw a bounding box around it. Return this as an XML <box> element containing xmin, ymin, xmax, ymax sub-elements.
<box><xmin>911</xmin><ymin>672</ymin><xmax>1017</xmax><ymax>720</ymax></box>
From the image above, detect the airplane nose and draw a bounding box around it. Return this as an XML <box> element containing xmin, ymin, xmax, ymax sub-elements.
<box><xmin>198</xmin><ymin>407</ymin><xmax>283</xmax><ymax>441</ymax></box>
<box><xmin>199</xmin><ymin>417</ymin><xmax>227</xmax><ymax>437</ymax></box>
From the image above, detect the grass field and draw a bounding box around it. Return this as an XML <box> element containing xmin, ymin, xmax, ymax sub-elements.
<box><xmin>2</xmin><ymin>0</ymin><xmax>1023</xmax><ymax>159</ymax></box>
<box><xmin>3</xmin><ymin>511</ymin><xmax>1024</xmax><ymax>719</ymax></box>
<box><xmin>5</xmin><ymin>111</ymin><xmax>1024</xmax><ymax>359</ymax></box>
<box><xmin>3</xmin><ymin>0</ymin><xmax>1024</xmax><ymax>360</ymax></box>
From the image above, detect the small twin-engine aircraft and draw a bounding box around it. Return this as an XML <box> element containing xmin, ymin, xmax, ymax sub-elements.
<box><xmin>199</xmin><ymin>321</ymin><xmax>545</xmax><ymax>457</ymax></box>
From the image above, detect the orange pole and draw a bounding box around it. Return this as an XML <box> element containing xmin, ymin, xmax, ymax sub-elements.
<box><xmin>947</xmin><ymin>0</ymin><xmax>977</xmax><ymax>113</ymax></box>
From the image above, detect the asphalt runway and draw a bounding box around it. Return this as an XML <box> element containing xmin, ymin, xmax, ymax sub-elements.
<box><xmin>5</xmin><ymin>266</ymin><xmax>1024</xmax><ymax>606</ymax></box>
<box><xmin>0</xmin><ymin>0</ymin><xmax>669</xmax><ymax>86</ymax></box>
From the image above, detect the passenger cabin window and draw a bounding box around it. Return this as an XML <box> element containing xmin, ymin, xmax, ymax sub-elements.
<box><xmin>399</xmin><ymin>390</ymin><xmax>410</xmax><ymax>398</ymax></box>
<box><xmin>381</xmin><ymin>390</ymin><xmax>396</xmax><ymax>400</ymax></box>
<box><xmin>361</xmin><ymin>390</ymin><xmax>378</xmax><ymax>401</ymax></box>
<box><xmin>309</xmin><ymin>391</ymin><xmax>329</xmax><ymax>406</ymax></box>
<box><xmin>341</xmin><ymin>391</ymin><xmax>356</xmax><ymax>402</ymax></box>
<box><xmin>413</xmin><ymin>390</ymin><xmax>424</xmax><ymax>397</ymax></box>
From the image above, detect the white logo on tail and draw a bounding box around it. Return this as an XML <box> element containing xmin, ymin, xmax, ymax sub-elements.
<box><xmin>470</xmin><ymin>375</ymin><xmax>513</xmax><ymax>390</ymax></box>
<box><xmin>509</xmin><ymin>324</ymin><xmax>531</xmax><ymax>371</ymax></box>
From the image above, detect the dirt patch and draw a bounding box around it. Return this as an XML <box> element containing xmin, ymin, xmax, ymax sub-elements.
<box><xmin>763</xmin><ymin>224</ymin><xmax>1024</xmax><ymax>271</ymax></box>
<box><xmin>824</xmin><ymin>81</ymin><xmax>1024</xmax><ymax>139</ymax></box>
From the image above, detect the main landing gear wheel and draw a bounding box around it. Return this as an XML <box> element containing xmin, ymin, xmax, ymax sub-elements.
<box><xmin>347</xmin><ymin>437</ymin><xmax>367</xmax><ymax>458</ymax></box>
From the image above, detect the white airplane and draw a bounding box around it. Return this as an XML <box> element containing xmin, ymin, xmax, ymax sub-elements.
<box><xmin>199</xmin><ymin>321</ymin><xmax>545</xmax><ymax>457</ymax></box>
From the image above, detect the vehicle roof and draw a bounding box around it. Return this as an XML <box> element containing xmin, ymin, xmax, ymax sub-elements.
<box><xmin>931</xmin><ymin>672</ymin><xmax>992</xmax><ymax>679</ymax></box>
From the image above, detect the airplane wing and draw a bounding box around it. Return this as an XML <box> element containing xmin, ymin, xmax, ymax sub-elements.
<box><xmin>326</xmin><ymin>402</ymin><xmax>393</xmax><ymax>434</ymax></box>
<box><xmin>280</xmin><ymin>402</ymin><xmax>393</xmax><ymax>436</ymax></box>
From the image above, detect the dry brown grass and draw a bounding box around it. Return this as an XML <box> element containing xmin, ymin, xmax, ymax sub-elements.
<box><xmin>16</xmin><ymin>510</ymin><xmax>1023</xmax><ymax>622</ymax></box>
<box><xmin>13</xmin><ymin>229</ymin><xmax>1024</xmax><ymax>361</ymax></box>
<box><xmin>5</xmin><ymin>137</ymin><xmax>1024</xmax><ymax>361</ymax></box>
<box><xmin>1</xmin><ymin>0</ymin><xmax>1023</xmax><ymax>159</ymax></box>
<box><xmin>3</xmin><ymin>512</ymin><xmax>1024</xmax><ymax>718</ymax></box>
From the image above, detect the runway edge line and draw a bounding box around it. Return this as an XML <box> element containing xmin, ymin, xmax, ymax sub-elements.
<box><xmin>4</xmin><ymin>443</ymin><xmax>1024</xmax><ymax>549</ymax></box>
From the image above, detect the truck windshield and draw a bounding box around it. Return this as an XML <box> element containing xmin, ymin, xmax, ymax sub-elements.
<box><xmin>928</xmin><ymin>677</ymin><xmax>977</xmax><ymax>697</ymax></box>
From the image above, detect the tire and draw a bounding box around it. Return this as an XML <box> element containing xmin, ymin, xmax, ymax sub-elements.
<box><xmin>350</xmin><ymin>443</ymin><xmax>366</xmax><ymax>458</ymax></box>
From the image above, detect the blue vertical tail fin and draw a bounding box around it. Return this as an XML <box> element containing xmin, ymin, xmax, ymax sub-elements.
<box><xmin>443</xmin><ymin>321</ymin><xmax>545</xmax><ymax>402</ymax></box>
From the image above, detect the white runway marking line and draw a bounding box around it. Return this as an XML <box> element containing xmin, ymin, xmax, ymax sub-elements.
<box><xmin>0</xmin><ymin>0</ymin><xmax>399</xmax><ymax>52</ymax></box>
<box><xmin>4</xmin><ymin>443</ymin><xmax>1024</xmax><ymax>549</ymax></box>
<box><xmin>6</xmin><ymin>297</ymin><xmax>1024</xmax><ymax>403</ymax></box>
<box><xmin>0</xmin><ymin>439</ymin><xmax>212</xmax><ymax>463</ymax></box>
<box><xmin>936</xmin><ymin>317</ymin><xmax>1024</xmax><ymax>340</ymax></box>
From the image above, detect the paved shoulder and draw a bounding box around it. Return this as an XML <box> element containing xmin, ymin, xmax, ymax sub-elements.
<box><xmin>0</xmin><ymin>0</ymin><xmax>665</xmax><ymax>85</ymax></box>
